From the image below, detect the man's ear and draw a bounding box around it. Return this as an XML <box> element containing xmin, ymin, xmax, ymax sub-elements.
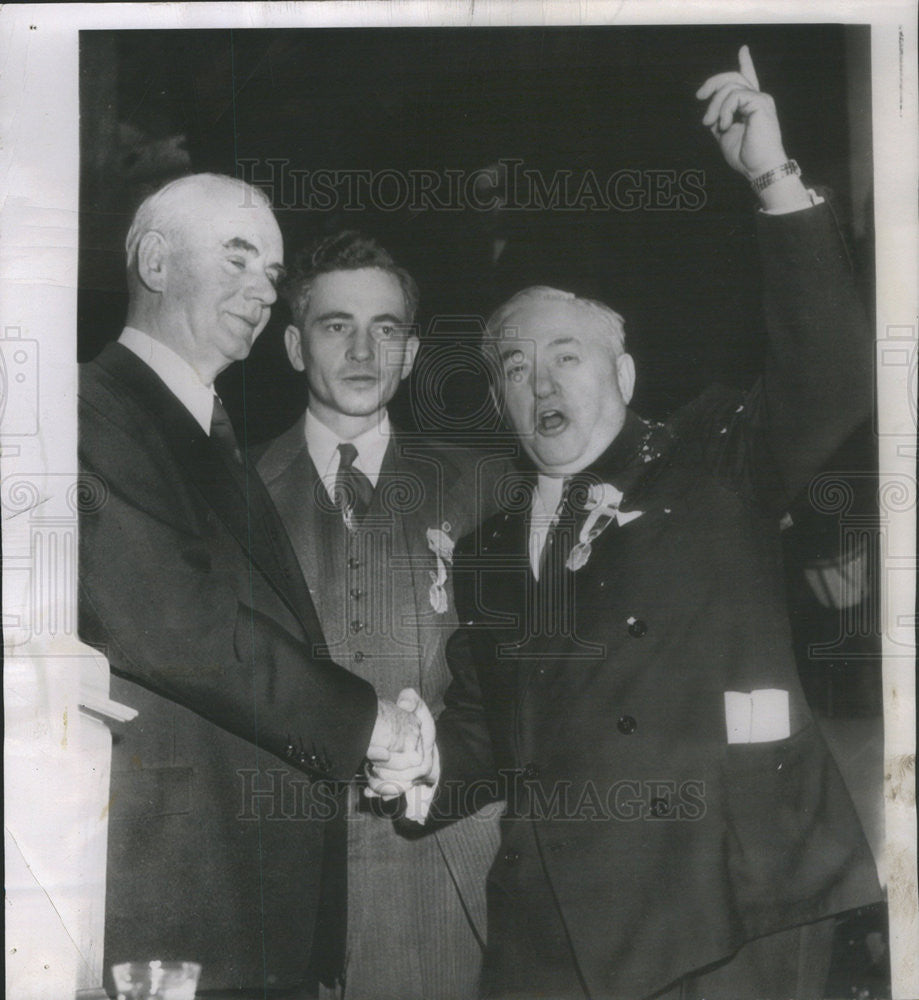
<box><xmin>136</xmin><ymin>231</ymin><xmax>169</xmax><ymax>293</ymax></box>
<box><xmin>616</xmin><ymin>352</ymin><xmax>636</xmax><ymax>405</ymax></box>
<box><xmin>399</xmin><ymin>330</ymin><xmax>421</xmax><ymax>381</ymax></box>
<box><xmin>284</xmin><ymin>324</ymin><xmax>306</xmax><ymax>372</ymax></box>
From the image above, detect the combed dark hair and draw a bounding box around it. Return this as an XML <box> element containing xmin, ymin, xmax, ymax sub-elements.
<box><xmin>282</xmin><ymin>230</ymin><xmax>420</xmax><ymax>325</ymax></box>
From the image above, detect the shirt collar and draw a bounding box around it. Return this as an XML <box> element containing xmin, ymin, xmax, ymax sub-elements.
<box><xmin>303</xmin><ymin>408</ymin><xmax>391</xmax><ymax>488</ymax></box>
<box><xmin>118</xmin><ymin>326</ymin><xmax>216</xmax><ymax>435</ymax></box>
<box><xmin>532</xmin><ymin>474</ymin><xmax>566</xmax><ymax>519</ymax></box>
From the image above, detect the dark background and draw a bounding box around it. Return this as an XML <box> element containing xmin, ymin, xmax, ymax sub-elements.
<box><xmin>76</xmin><ymin>29</ymin><xmax>890</xmax><ymax>988</ymax></box>
<box><xmin>79</xmin><ymin>24</ymin><xmax>873</xmax><ymax>444</ymax></box>
<box><xmin>78</xmin><ymin>23</ymin><xmax>883</xmax><ymax>714</ymax></box>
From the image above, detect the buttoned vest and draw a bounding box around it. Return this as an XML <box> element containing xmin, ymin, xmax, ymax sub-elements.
<box><xmin>295</xmin><ymin>446</ymin><xmax>425</xmax><ymax>698</ymax></box>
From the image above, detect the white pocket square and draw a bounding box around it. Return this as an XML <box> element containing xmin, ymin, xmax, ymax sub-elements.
<box><xmin>724</xmin><ymin>688</ymin><xmax>790</xmax><ymax>744</ymax></box>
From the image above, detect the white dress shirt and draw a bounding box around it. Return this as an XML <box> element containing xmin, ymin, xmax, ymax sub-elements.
<box><xmin>304</xmin><ymin>409</ymin><xmax>391</xmax><ymax>502</ymax></box>
<box><xmin>529</xmin><ymin>474</ymin><xmax>567</xmax><ymax>579</ymax></box>
<box><xmin>118</xmin><ymin>326</ymin><xmax>217</xmax><ymax>434</ymax></box>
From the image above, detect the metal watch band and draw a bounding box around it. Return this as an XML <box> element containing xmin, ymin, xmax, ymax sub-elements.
<box><xmin>750</xmin><ymin>159</ymin><xmax>801</xmax><ymax>193</ymax></box>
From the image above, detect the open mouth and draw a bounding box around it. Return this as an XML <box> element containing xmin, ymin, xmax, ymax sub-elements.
<box><xmin>537</xmin><ymin>409</ymin><xmax>568</xmax><ymax>435</ymax></box>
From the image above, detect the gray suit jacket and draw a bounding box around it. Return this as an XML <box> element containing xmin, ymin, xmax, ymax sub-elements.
<box><xmin>256</xmin><ymin>417</ymin><xmax>508</xmax><ymax>943</ymax></box>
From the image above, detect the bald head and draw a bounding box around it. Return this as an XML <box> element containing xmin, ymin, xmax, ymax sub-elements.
<box><xmin>124</xmin><ymin>172</ymin><xmax>284</xmax><ymax>385</ymax></box>
<box><xmin>125</xmin><ymin>173</ymin><xmax>272</xmax><ymax>275</ymax></box>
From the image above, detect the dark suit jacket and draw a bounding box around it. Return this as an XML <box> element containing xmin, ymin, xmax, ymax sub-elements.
<box><xmin>78</xmin><ymin>343</ymin><xmax>378</xmax><ymax>992</ymax></box>
<box><xmin>433</xmin><ymin>203</ymin><xmax>883</xmax><ymax>999</ymax></box>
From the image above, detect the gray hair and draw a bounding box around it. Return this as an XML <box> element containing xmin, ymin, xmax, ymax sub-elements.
<box><xmin>483</xmin><ymin>285</ymin><xmax>627</xmax><ymax>356</ymax></box>
<box><xmin>124</xmin><ymin>173</ymin><xmax>272</xmax><ymax>269</ymax></box>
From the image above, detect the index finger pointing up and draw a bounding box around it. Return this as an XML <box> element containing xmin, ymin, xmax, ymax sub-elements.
<box><xmin>695</xmin><ymin>70</ymin><xmax>749</xmax><ymax>100</ymax></box>
<box><xmin>738</xmin><ymin>44</ymin><xmax>760</xmax><ymax>90</ymax></box>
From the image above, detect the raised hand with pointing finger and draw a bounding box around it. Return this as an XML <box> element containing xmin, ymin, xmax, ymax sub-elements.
<box><xmin>696</xmin><ymin>45</ymin><xmax>812</xmax><ymax>211</ymax></box>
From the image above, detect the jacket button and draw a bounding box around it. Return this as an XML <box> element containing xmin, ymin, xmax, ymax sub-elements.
<box><xmin>350</xmin><ymin>620</ymin><xmax>364</xmax><ymax>634</ymax></box>
<box><xmin>522</xmin><ymin>762</ymin><xmax>540</xmax><ymax>780</ymax></box>
<box><xmin>503</xmin><ymin>848</ymin><xmax>520</xmax><ymax>865</ymax></box>
<box><xmin>350</xmin><ymin>588</ymin><xmax>364</xmax><ymax>599</ymax></box>
<box><xmin>353</xmin><ymin>651</ymin><xmax>365</xmax><ymax>663</ymax></box>
<box><xmin>628</xmin><ymin>619</ymin><xmax>648</xmax><ymax>638</ymax></box>
<box><xmin>348</xmin><ymin>558</ymin><xmax>361</xmax><ymax>569</ymax></box>
<box><xmin>617</xmin><ymin>715</ymin><xmax>637</xmax><ymax>735</ymax></box>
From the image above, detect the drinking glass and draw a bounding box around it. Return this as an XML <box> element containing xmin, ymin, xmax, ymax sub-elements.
<box><xmin>111</xmin><ymin>960</ymin><xmax>202</xmax><ymax>999</ymax></box>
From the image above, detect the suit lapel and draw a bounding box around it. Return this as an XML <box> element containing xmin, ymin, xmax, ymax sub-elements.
<box><xmin>387</xmin><ymin>437</ymin><xmax>454</xmax><ymax>687</ymax></box>
<box><xmin>488</xmin><ymin>487</ymin><xmax>613</xmax><ymax>696</ymax></box>
<box><xmin>475</xmin><ymin>504</ymin><xmax>533</xmax><ymax>639</ymax></box>
<box><xmin>256</xmin><ymin>418</ymin><xmax>325</xmax><ymax>585</ymax></box>
<box><xmin>96</xmin><ymin>344</ymin><xmax>322</xmax><ymax>639</ymax></box>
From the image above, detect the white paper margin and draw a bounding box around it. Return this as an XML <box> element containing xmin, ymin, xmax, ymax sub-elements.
<box><xmin>1</xmin><ymin>2</ymin><xmax>915</xmax><ymax>997</ymax></box>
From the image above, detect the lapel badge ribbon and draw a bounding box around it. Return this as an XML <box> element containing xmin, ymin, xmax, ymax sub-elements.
<box><xmin>566</xmin><ymin>482</ymin><xmax>644</xmax><ymax>572</ymax></box>
<box><xmin>426</xmin><ymin>525</ymin><xmax>454</xmax><ymax>613</ymax></box>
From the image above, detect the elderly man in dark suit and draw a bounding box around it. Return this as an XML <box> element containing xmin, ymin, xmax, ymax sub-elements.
<box><xmin>370</xmin><ymin>48</ymin><xmax>882</xmax><ymax>999</ymax></box>
<box><xmin>78</xmin><ymin>174</ymin><xmax>425</xmax><ymax>997</ymax></box>
<box><xmin>256</xmin><ymin>231</ymin><xmax>503</xmax><ymax>1000</ymax></box>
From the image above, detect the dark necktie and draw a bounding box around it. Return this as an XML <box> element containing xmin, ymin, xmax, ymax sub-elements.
<box><xmin>210</xmin><ymin>396</ymin><xmax>242</xmax><ymax>465</ymax></box>
<box><xmin>335</xmin><ymin>442</ymin><xmax>374</xmax><ymax>525</ymax></box>
<box><xmin>539</xmin><ymin>473</ymin><xmax>601</xmax><ymax>579</ymax></box>
<box><xmin>538</xmin><ymin>477</ymin><xmax>572</xmax><ymax>579</ymax></box>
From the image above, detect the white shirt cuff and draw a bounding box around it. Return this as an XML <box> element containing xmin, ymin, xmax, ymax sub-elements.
<box><xmin>761</xmin><ymin>187</ymin><xmax>824</xmax><ymax>215</ymax></box>
<box><xmin>403</xmin><ymin>744</ymin><xmax>441</xmax><ymax>824</ymax></box>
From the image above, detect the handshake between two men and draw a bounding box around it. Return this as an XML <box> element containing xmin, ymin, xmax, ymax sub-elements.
<box><xmin>367</xmin><ymin>690</ymin><xmax>438</xmax><ymax>818</ymax></box>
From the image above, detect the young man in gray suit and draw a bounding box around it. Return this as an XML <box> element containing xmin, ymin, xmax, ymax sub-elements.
<box><xmin>256</xmin><ymin>231</ymin><xmax>503</xmax><ymax>1000</ymax></box>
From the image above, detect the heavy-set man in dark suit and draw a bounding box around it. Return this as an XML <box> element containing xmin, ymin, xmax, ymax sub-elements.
<box><xmin>370</xmin><ymin>48</ymin><xmax>883</xmax><ymax>999</ymax></box>
<box><xmin>78</xmin><ymin>174</ymin><xmax>426</xmax><ymax>996</ymax></box>
<box><xmin>256</xmin><ymin>232</ymin><xmax>503</xmax><ymax>999</ymax></box>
